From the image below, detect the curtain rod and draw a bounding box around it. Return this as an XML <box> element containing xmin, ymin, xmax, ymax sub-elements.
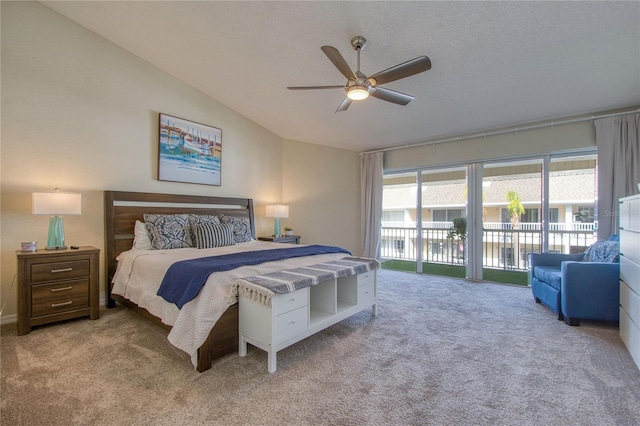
<box><xmin>359</xmin><ymin>107</ymin><xmax>640</xmax><ymax>156</ymax></box>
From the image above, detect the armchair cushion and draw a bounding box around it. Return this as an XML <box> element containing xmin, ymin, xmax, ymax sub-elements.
<box><xmin>532</xmin><ymin>266</ymin><xmax>562</xmax><ymax>291</ymax></box>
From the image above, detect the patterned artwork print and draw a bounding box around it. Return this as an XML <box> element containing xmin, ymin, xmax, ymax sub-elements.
<box><xmin>159</xmin><ymin>113</ymin><xmax>222</xmax><ymax>186</ymax></box>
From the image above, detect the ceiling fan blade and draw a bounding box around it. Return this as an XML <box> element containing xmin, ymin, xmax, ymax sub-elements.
<box><xmin>321</xmin><ymin>46</ymin><xmax>357</xmax><ymax>80</ymax></box>
<box><xmin>369</xmin><ymin>86</ymin><xmax>415</xmax><ymax>106</ymax></box>
<box><xmin>287</xmin><ymin>85</ymin><xmax>344</xmax><ymax>90</ymax></box>
<box><xmin>368</xmin><ymin>56</ymin><xmax>432</xmax><ymax>86</ymax></box>
<box><xmin>335</xmin><ymin>97</ymin><xmax>352</xmax><ymax>113</ymax></box>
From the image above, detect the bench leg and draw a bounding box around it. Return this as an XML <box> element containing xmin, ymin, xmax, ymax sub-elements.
<box><xmin>239</xmin><ymin>333</ymin><xmax>247</xmax><ymax>357</ymax></box>
<box><xmin>268</xmin><ymin>349</ymin><xmax>277</xmax><ymax>373</ymax></box>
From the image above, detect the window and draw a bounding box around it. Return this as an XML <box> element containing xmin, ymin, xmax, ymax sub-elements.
<box><xmin>521</xmin><ymin>208</ymin><xmax>539</xmax><ymax>223</ymax></box>
<box><xmin>433</xmin><ymin>209</ymin><xmax>463</xmax><ymax>222</ymax></box>
<box><xmin>501</xmin><ymin>208</ymin><xmax>539</xmax><ymax>223</ymax></box>
<box><xmin>575</xmin><ymin>205</ymin><xmax>595</xmax><ymax>223</ymax></box>
<box><xmin>382</xmin><ymin>210</ymin><xmax>404</xmax><ymax>224</ymax></box>
<box><xmin>549</xmin><ymin>208</ymin><xmax>559</xmax><ymax>223</ymax></box>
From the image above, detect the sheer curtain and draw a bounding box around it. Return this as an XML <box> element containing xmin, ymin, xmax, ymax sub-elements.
<box><xmin>595</xmin><ymin>112</ymin><xmax>640</xmax><ymax>240</ymax></box>
<box><xmin>361</xmin><ymin>152</ymin><xmax>383</xmax><ymax>259</ymax></box>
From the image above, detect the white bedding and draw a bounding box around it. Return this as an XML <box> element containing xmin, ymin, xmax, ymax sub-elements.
<box><xmin>111</xmin><ymin>240</ymin><xmax>349</xmax><ymax>367</ymax></box>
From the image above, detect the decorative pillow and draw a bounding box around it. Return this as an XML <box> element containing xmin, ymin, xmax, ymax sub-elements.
<box><xmin>218</xmin><ymin>215</ymin><xmax>252</xmax><ymax>243</ymax></box>
<box><xmin>194</xmin><ymin>222</ymin><xmax>235</xmax><ymax>249</ymax></box>
<box><xmin>582</xmin><ymin>240</ymin><xmax>620</xmax><ymax>263</ymax></box>
<box><xmin>188</xmin><ymin>214</ymin><xmax>221</xmax><ymax>229</ymax></box>
<box><xmin>131</xmin><ymin>220</ymin><xmax>153</xmax><ymax>251</ymax></box>
<box><xmin>188</xmin><ymin>214</ymin><xmax>221</xmax><ymax>246</ymax></box>
<box><xmin>143</xmin><ymin>214</ymin><xmax>194</xmax><ymax>250</ymax></box>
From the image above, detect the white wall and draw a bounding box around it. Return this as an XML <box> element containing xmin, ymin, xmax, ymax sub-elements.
<box><xmin>0</xmin><ymin>2</ymin><xmax>361</xmax><ymax>321</ymax></box>
<box><xmin>282</xmin><ymin>139</ymin><xmax>361</xmax><ymax>255</ymax></box>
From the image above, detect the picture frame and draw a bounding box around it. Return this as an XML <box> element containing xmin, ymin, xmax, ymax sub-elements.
<box><xmin>158</xmin><ymin>113</ymin><xmax>222</xmax><ymax>186</ymax></box>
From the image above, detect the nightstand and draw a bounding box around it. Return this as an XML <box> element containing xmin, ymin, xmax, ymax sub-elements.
<box><xmin>258</xmin><ymin>235</ymin><xmax>301</xmax><ymax>244</ymax></box>
<box><xmin>16</xmin><ymin>246</ymin><xmax>100</xmax><ymax>335</ymax></box>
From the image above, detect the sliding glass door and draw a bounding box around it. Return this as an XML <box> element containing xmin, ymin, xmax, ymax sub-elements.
<box><xmin>420</xmin><ymin>167</ymin><xmax>468</xmax><ymax>277</ymax></box>
<box><xmin>482</xmin><ymin>159</ymin><xmax>543</xmax><ymax>272</ymax></box>
<box><xmin>382</xmin><ymin>150</ymin><xmax>597</xmax><ymax>285</ymax></box>
<box><xmin>548</xmin><ymin>153</ymin><xmax>598</xmax><ymax>254</ymax></box>
<box><xmin>381</xmin><ymin>172</ymin><xmax>418</xmax><ymax>270</ymax></box>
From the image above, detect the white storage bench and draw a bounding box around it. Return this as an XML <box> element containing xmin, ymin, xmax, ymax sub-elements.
<box><xmin>238</xmin><ymin>268</ymin><xmax>377</xmax><ymax>373</ymax></box>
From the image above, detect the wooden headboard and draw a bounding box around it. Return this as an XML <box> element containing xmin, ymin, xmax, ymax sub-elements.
<box><xmin>104</xmin><ymin>190</ymin><xmax>255</xmax><ymax>306</ymax></box>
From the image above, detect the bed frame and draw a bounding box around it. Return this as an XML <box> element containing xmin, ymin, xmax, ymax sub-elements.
<box><xmin>104</xmin><ymin>190</ymin><xmax>255</xmax><ymax>372</ymax></box>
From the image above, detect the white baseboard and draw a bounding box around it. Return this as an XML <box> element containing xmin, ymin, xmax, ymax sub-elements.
<box><xmin>1</xmin><ymin>314</ymin><xmax>17</xmax><ymax>325</ymax></box>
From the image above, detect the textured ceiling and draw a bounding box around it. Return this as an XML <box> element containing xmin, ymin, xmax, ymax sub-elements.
<box><xmin>41</xmin><ymin>1</ymin><xmax>640</xmax><ymax>152</ymax></box>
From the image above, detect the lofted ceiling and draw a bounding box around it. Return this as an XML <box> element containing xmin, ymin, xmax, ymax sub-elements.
<box><xmin>41</xmin><ymin>1</ymin><xmax>640</xmax><ymax>153</ymax></box>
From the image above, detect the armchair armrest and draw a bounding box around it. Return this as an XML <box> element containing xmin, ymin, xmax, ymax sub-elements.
<box><xmin>561</xmin><ymin>261</ymin><xmax>620</xmax><ymax>322</ymax></box>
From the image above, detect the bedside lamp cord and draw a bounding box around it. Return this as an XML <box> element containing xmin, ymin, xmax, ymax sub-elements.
<box><xmin>0</xmin><ymin>274</ymin><xmax>17</xmax><ymax>317</ymax></box>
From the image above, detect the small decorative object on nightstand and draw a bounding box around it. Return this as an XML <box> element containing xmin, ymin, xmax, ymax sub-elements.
<box><xmin>258</xmin><ymin>235</ymin><xmax>301</xmax><ymax>244</ymax></box>
<box><xmin>284</xmin><ymin>227</ymin><xmax>294</xmax><ymax>236</ymax></box>
<box><xmin>16</xmin><ymin>246</ymin><xmax>100</xmax><ymax>335</ymax></box>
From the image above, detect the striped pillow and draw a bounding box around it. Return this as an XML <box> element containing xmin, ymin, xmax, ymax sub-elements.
<box><xmin>195</xmin><ymin>222</ymin><xmax>235</xmax><ymax>249</ymax></box>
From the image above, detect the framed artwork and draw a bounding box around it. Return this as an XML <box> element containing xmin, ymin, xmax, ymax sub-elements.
<box><xmin>158</xmin><ymin>113</ymin><xmax>222</xmax><ymax>186</ymax></box>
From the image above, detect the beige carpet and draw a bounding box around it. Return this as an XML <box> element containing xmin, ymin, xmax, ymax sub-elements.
<box><xmin>2</xmin><ymin>269</ymin><xmax>639</xmax><ymax>425</ymax></box>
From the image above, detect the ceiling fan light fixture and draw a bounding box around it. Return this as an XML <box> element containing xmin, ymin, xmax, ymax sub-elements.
<box><xmin>346</xmin><ymin>85</ymin><xmax>369</xmax><ymax>101</ymax></box>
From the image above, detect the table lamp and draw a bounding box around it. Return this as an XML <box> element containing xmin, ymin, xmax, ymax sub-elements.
<box><xmin>32</xmin><ymin>189</ymin><xmax>82</xmax><ymax>250</ymax></box>
<box><xmin>265</xmin><ymin>204</ymin><xmax>289</xmax><ymax>237</ymax></box>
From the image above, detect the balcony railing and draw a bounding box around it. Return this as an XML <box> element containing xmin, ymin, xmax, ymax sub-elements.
<box><xmin>381</xmin><ymin>223</ymin><xmax>596</xmax><ymax>271</ymax></box>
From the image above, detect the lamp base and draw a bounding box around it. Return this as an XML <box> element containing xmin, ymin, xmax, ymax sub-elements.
<box><xmin>273</xmin><ymin>217</ymin><xmax>281</xmax><ymax>237</ymax></box>
<box><xmin>46</xmin><ymin>215</ymin><xmax>66</xmax><ymax>250</ymax></box>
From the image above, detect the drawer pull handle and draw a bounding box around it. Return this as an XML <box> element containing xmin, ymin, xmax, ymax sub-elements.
<box><xmin>289</xmin><ymin>298</ymin><xmax>296</xmax><ymax>302</ymax></box>
<box><xmin>51</xmin><ymin>301</ymin><xmax>73</xmax><ymax>308</ymax></box>
<box><xmin>289</xmin><ymin>321</ymin><xmax>296</xmax><ymax>325</ymax></box>
<box><xmin>51</xmin><ymin>267</ymin><xmax>73</xmax><ymax>273</ymax></box>
<box><xmin>51</xmin><ymin>286</ymin><xmax>73</xmax><ymax>292</ymax></box>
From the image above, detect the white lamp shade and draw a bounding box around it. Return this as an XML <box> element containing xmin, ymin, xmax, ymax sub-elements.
<box><xmin>265</xmin><ymin>204</ymin><xmax>289</xmax><ymax>218</ymax></box>
<box><xmin>32</xmin><ymin>192</ymin><xmax>82</xmax><ymax>215</ymax></box>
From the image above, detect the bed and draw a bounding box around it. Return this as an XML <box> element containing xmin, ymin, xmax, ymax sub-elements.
<box><xmin>104</xmin><ymin>190</ymin><xmax>353</xmax><ymax>372</ymax></box>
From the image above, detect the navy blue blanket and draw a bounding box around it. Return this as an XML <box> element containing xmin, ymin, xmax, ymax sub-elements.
<box><xmin>157</xmin><ymin>245</ymin><xmax>351</xmax><ymax>308</ymax></box>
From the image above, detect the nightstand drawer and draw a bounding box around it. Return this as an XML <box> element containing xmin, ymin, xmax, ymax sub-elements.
<box><xmin>32</xmin><ymin>279</ymin><xmax>89</xmax><ymax>317</ymax></box>
<box><xmin>31</xmin><ymin>259</ymin><xmax>90</xmax><ymax>283</ymax></box>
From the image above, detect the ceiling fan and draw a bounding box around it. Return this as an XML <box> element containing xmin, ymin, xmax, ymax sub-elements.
<box><xmin>287</xmin><ymin>36</ymin><xmax>431</xmax><ymax>113</ymax></box>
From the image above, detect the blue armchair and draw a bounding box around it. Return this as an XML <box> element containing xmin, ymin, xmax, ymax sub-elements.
<box><xmin>528</xmin><ymin>236</ymin><xmax>620</xmax><ymax>326</ymax></box>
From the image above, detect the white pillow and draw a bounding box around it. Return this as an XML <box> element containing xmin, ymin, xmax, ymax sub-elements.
<box><xmin>131</xmin><ymin>220</ymin><xmax>153</xmax><ymax>251</ymax></box>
